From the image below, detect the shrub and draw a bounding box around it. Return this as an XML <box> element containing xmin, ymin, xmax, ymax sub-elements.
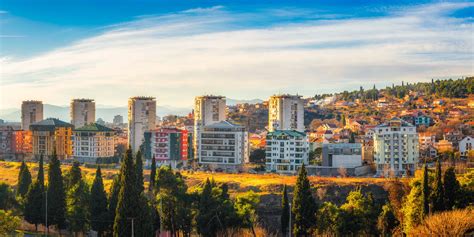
<box><xmin>409</xmin><ymin>209</ymin><xmax>474</xmax><ymax>236</ymax></box>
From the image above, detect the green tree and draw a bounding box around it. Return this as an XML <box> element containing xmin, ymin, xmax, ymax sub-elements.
<box><xmin>249</xmin><ymin>148</ymin><xmax>266</xmax><ymax>164</ymax></box>
<box><xmin>234</xmin><ymin>191</ymin><xmax>260</xmax><ymax>235</ymax></box>
<box><xmin>108</xmin><ymin>174</ymin><xmax>121</xmax><ymax>233</ymax></box>
<box><xmin>37</xmin><ymin>154</ymin><xmax>45</xmax><ymax>187</ymax></box>
<box><xmin>341</xmin><ymin>114</ymin><xmax>346</xmax><ymax>126</ymax></box>
<box><xmin>432</xmin><ymin>160</ymin><xmax>444</xmax><ymax>212</ymax></box>
<box><xmin>281</xmin><ymin>185</ymin><xmax>290</xmax><ymax>235</ymax></box>
<box><xmin>66</xmin><ymin>161</ymin><xmax>82</xmax><ymax>190</ymax></box>
<box><xmin>443</xmin><ymin>167</ymin><xmax>460</xmax><ymax>210</ymax></box>
<box><xmin>292</xmin><ymin>164</ymin><xmax>317</xmax><ymax>236</ymax></box>
<box><xmin>135</xmin><ymin>150</ymin><xmax>144</xmax><ymax>193</ymax></box>
<box><xmin>421</xmin><ymin>164</ymin><xmax>430</xmax><ymax>217</ymax></box>
<box><xmin>0</xmin><ymin>183</ymin><xmax>16</xmax><ymax>210</ymax></box>
<box><xmin>196</xmin><ymin>179</ymin><xmax>220</xmax><ymax>237</ymax></box>
<box><xmin>17</xmin><ymin>161</ymin><xmax>32</xmax><ymax>197</ymax></box>
<box><xmin>377</xmin><ymin>203</ymin><xmax>399</xmax><ymax>236</ymax></box>
<box><xmin>0</xmin><ymin>210</ymin><xmax>21</xmax><ymax>234</ymax></box>
<box><xmin>23</xmin><ymin>157</ymin><xmax>46</xmax><ymax>231</ymax></box>
<box><xmin>402</xmin><ymin>179</ymin><xmax>423</xmax><ymax>233</ymax></box>
<box><xmin>317</xmin><ymin>202</ymin><xmax>340</xmax><ymax>235</ymax></box>
<box><xmin>338</xmin><ymin>189</ymin><xmax>374</xmax><ymax>235</ymax></box>
<box><xmin>47</xmin><ymin>150</ymin><xmax>67</xmax><ymax>230</ymax></box>
<box><xmin>90</xmin><ymin>166</ymin><xmax>109</xmax><ymax>236</ymax></box>
<box><xmin>149</xmin><ymin>156</ymin><xmax>156</xmax><ymax>192</ymax></box>
<box><xmin>66</xmin><ymin>180</ymin><xmax>90</xmax><ymax>234</ymax></box>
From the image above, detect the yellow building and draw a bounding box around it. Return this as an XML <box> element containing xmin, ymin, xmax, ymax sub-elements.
<box><xmin>30</xmin><ymin>118</ymin><xmax>74</xmax><ymax>160</ymax></box>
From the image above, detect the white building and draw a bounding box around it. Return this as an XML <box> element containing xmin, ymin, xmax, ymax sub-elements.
<box><xmin>198</xmin><ymin>121</ymin><xmax>249</xmax><ymax>169</ymax></box>
<box><xmin>128</xmin><ymin>97</ymin><xmax>156</xmax><ymax>152</ymax></box>
<box><xmin>265</xmin><ymin>130</ymin><xmax>309</xmax><ymax>173</ymax></box>
<box><xmin>70</xmin><ymin>99</ymin><xmax>96</xmax><ymax>128</ymax></box>
<box><xmin>194</xmin><ymin>95</ymin><xmax>226</xmax><ymax>158</ymax></box>
<box><xmin>373</xmin><ymin>118</ymin><xmax>419</xmax><ymax>176</ymax></box>
<box><xmin>268</xmin><ymin>95</ymin><xmax>304</xmax><ymax>132</ymax></box>
<box><xmin>21</xmin><ymin>100</ymin><xmax>43</xmax><ymax>131</ymax></box>
<box><xmin>73</xmin><ymin>123</ymin><xmax>116</xmax><ymax>163</ymax></box>
<box><xmin>459</xmin><ymin>136</ymin><xmax>473</xmax><ymax>157</ymax></box>
<box><xmin>322</xmin><ymin>143</ymin><xmax>362</xmax><ymax>168</ymax></box>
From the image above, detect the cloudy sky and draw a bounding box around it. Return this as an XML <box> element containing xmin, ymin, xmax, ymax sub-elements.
<box><xmin>0</xmin><ymin>0</ymin><xmax>472</xmax><ymax>110</ymax></box>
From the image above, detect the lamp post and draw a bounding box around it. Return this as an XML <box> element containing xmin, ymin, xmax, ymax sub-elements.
<box><xmin>288</xmin><ymin>203</ymin><xmax>292</xmax><ymax>237</ymax></box>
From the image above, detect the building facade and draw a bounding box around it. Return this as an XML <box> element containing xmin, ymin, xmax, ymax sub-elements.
<box><xmin>197</xmin><ymin>121</ymin><xmax>248</xmax><ymax>169</ymax></box>
<box><xmin>459</xmin><ymin>136</ymin><xmax>473</xmax><ymax>158</ymax></box>
<box><xmin>30</xmin><ymin>118</ymin><xmax>74</xmax><ymax>160</ymax></box>
<box><xmin>193</xmin><ymin>95</ymin><xmax>226</xmax><ymax>159</ymax></box>
<box><xmin>322</xmin><ymin>143</ymin><xmax>362</xmax><ymax>168</ymax></box>
<box><xmin>373</xmin><ymin>118</ymin><xmax>419</xmax><ymax>176</ymax></box>
<box><xmin>113</xmin><ymin>115</ymin><xmax>124</xmax><ymax>125</ymax></box>
<box><xmin>73</xmin><ymin>123</ymin><xmax>116</xmax><ymax>163</ymax></box>
<box><xmin>265</xmin><ymin>130</ymin><xmax>309</xmax><ymax>173</ymax></box>
<box><xmin>268</xmin><ymin>95</ymin><xmax>304</xmax><ymax>132</ymax></box>
<box><xmin>70</xmin><ymin>99</ymin><xmax>96</xmax><ymax>128</ymax></box>
<box><xmin>143</xmin><ymin>128</ymin><xmax>189</xmax><ymax>168</ymax></box>
<box><xmin>21</xmin><ymin>100</ymin><xmax>43</xmax><ymax>131</ymax></box>
<box><xmin>128</xmin><ymin>97</ymin><xmax>156</xmax><ymax>153</ymax></box>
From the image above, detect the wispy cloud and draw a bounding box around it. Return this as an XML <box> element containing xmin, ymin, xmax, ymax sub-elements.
<box><xmin>0</xmin><ymin>3</ymin><xmax>473</xmax><ymax>110</ymax></box>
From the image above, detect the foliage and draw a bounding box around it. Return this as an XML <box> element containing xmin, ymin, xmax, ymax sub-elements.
<box><xmin>280</xmin><ymin>185</ymin><xmax>289</xmax><ymax>235</ymax></box>
<box><xmin>23</xmin><ymin>181</ymin><xmax>44</xmax><ymax>230</ymax></box>
<box><xmin>249</xmin><ymin>149</ymin><xmax>266</xmax><ymax>164</ymax></box>
<box><xmin>402</xmin><ymin>179</ymin><xmax>423</xmax><ymax>233</ymax></box>
<box><xmin>90</xmin><ymin>166</ymin><xmax>109</xmax><ymax>236</ymax></box>
<box><xmin>377</xmin><ymin>203</ymin><xmax>399</xmax><ymax>236</ymax></box>
<box><xmin>0</xmin><ymin>183</ymin><xmax>16</xmax><ymax>210</ymax></box>
<box><xmin>234</xmin><ymin>191</ymin><xmax>260</xmax><ymax>229</ymax></box>
<box><xmin>149</xmin><ymin>156</ymin><xmax>156</xmax><ymax>192</ymax></box>
<box><xmin>66</xmin><ymin>180</ymin><xmax>90</xmax><ymax>233</ymax></box>
<box><xmin>65</xmin><ymin>161</ymin><xmax>82</xmax><ymax>191</ymax></box>
<box><xmin>47</xmin><ymin>150</ymin><xmax>67</xmax><ymax>229</ymax></box>
<box><xmin>431</xmin><ymin>160</ymin><xmax>444</xmax><ymax>212</ymax></box>
<box><xmin>409</xmin><ymin>209</ymin><xmax>474</xmax><ymax>236</ymax></box>
<box><xmin>317</xmin><ymin>202</ymin><xmax>340</xmax><ymax>235</ymax></box>
<box><xmin>292</xmin><ymin>164</ymin><xmax>317</xmax><ymax>236</ymax></box>
<box><xmin>0</xmin><ymin>209</ymin><xmax>21</xmax><ymax>234</ymax></box>
<box><xmin>338</xmin><ymin>189</ymin><xmax>376</xmax><ymax>235</ymax></box>
<box><xmin>421</xmin><ymin>164</ymin><xmax>430</xmax><ymax>217</ymax></box>
<box><xmin>135</xmin><ymin>150</ymin><xmax>144</xmax><ymax>193</ymax></box>
<box><xmin>17</xmin><ymin>161</ymin><xmax>32</xmax><ymax>198</ymax></box>
<box><xmin>107</xmin><ymin>174</ymin><xmax>120</xmax><ymax>233</ymax></box>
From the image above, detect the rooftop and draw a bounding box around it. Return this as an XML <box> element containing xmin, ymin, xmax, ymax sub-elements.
<box><xmin>72</xmin><ymin>98</ymin><xmax>95</xmax><ymax>103</ymax></box>
<box><xmin>375</xmin><ymin>117</ymin><xmax>414</xmax><ymax>128</ymax></box>
<box><xmin>30</xmin><ymin>118</ymin><xmax>73</xmax><ymax>131</ymax></box>
<box><xmin>267</xmin><ymin>130</ymin><xmax>306</xmax><ymax>138</ymax></box>
<box><xmin>204</xmin><ymin>120</ymin><xmax>244</xmax><ymax>129</ymax></box>
<box><xmin>74</xmin><ymin>123</ymin><xmax>114</xmax><ymax>132</ymax></box>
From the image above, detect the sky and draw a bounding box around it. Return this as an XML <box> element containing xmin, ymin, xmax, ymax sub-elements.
<box><xmin>0</xmin><ymin>0</ymin><xmax>473</xmax><ymax>110</ymax></box>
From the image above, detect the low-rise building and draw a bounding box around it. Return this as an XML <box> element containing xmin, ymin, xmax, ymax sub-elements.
<box><xmin>459</xmin><ymin>136</ymin><xmax>473</xmax><ymax>158</ymax></box>
<box><xmin>30</xmin><ymin>118</ymin><xmax>74</xmax><ymax>160</ymax></box>
<box><xmin>373</xmin><ymin>118</ymin><xmax>419</xmax><ymax>176</ymax></box>
<box><xmin>265</xmin><ymin>130</ymin><xmax>309</xmax><ymax>173</ymax></box>
<box><xmin>197</xmin><ymin>121</ymin><xmax>249</xmax><ymax>170</ymax></box>
<box><xmin>73</xmin><ymin>123</ymin><xmax>116</xmax><ymax>163</ymax></box>
<box><xmin>143</xmin><ymin>127</ymin><xmax>190</xmax><ymax>168</ymax></box>
<box><xmin>322</xmin><ymin>143</ymin><xmax>362</xmax><ymax>168</ymax></box>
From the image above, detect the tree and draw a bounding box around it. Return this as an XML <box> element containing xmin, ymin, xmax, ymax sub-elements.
<box><xmin>317</xmin><ymin>202</ymin><xmax>340</xmax><ymax>235</ymax></box>
<box><xmin>402</xmin><ymin>179</ymin><xmax>423</xmax><ymax>233</ymax></box>
<box><xmin>108</xmin><ymin>174</ymin><xmax>121</xmax><ymax>233</ymax></box>
<box><xmin>421</xmin><ymin>164</ymin><xmax>430</xmax><ymax>217</ymax></box>
<box><xmin>149</xmin><ymin>155</ymin><xmax>156</xmax><ymax>192</ymax></box>
<box><xmin>47</xmin><ymin>150</ymin><xmax>67</xmax><ymax>230</ymax></box>
<box><xmin>292</xmin><ymin>164</ymin><xmax>317</xmax><ymax>236</ymax></box>
<box><xmin>340</xmin><ymin>114</ymin><xmax>346</xmax><ymax>126</ymax></box>
<box><xmin>249</xmin><ymin>148</ymin><xmax>266</xmax><ymax>164</ymax></box>
<box><xmin>0</xmin><ymin>183</ymin><xmax>16</xmax><ymax>210</ymax></box>
<box><xmin>66</xmin><ymin>161</ymin><xmax>82</xmax><ymax>191</ymax></box>
<box><xmin>377</xmin><ymin>203</ymin><xmax>399</xmax><ymax>236</ymax></box>
<box><xmin>234</xmin><ymin>191</ymin><xmax>260</xmax><ymax>235</ymax></box>
<box><xmin>281</xmin><ymin>185</ymin><xmax>290</xmax><ymax>235</ymax></box>
<box><xmin>17</xmin><ymin>161</ymin><xmax>32</xmax><ymax>198</ymax></box>
<box><xmin>196</xmin><ymin>179</ymin><xmax>220</xmax><ymax>237</ymax></box>
<box><xmin>90</xmin><ymin>166</ymin><xmax>109</xmax><ymax>236</ymax></box>
<box><xmin>23</xmin><ymin>157</ymin><xmax>46</xmax><ymax>231</ymax></box>
<box><xmin>66</xmin><ymin>180</ymin><xmax>90</xmax><ymax>234</ymax></box>
<box><xmin>38</xmin><ymin>154</ymin><xmax>45</xmax><ymax>187</ymax></box>
<box><xmin>135</xmin><ymin>150</ymin><xmax>144</xmax><ymax>193</ymax></box>
<box><xmin>0</xmin><ymin>210</ymin><xmax>21</xmax><ymax>234</ymax></box>
<box><xmin>338</xmin><ymin>189</ymin><xmax>374</xmax><ymax>235</ymax></box>
<box><xmin>432</xmin><ymin>160</ymin><xmax>444</xmax><ymax>212</ymax></box>
<box><xmin>443</xmin><ymin>167</ymin><xmax>460</xmax><ymax>210</ymax></box>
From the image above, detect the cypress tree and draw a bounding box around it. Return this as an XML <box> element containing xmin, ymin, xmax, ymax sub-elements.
<box><xmin>90</xmin><ymin>166</ymin><xmax>108</xmax><ymax>236</ymax></box>
<box><xmin>196</xmin><ymin>179</ymin><xmax>219</xmax><ymax>237</ymax></box>
<box><xmin>135</xmin><ymin>150</ymin><xmax>144</xmax><ymax>193</ymax></box>
<box><xmin>66</xmin><ymin>180</ymin><xmax>90</xmax><ymax>235</ymax></box>
<box><xmin>292</xmin><ymin>164</ymin><xmax>317</xmax><ymax>236</ymax></box>
<box><xmin>47</xmin><ymin>150</ymin><xmax>67</xmax><ymax>230</ymax></box>
<box><xmin>17</xmin><ymin>161</ymin><xmax>32</xmax><ymax>197</ymax></box>
<box><xmin>443</xmin><ymin>167</ymin><xmax>460</xmax><ymax>210</ymax></box>
<box><xmin>108</xmin><ymin>174</ymin><xmax>120</xmax><ymax>233</ymax></box>
<box><xmin>377</xmin><ymin>203</ymin><xmax>399</xmax><ymax>237</ymax></box>
<box><xmin>421</xmin><ymin>164</ymin><xmax>430</xmax><ymax>217</ymax></box>
<box><xmin>66</xmin><ymin>161</ymin><xmax>82</xmax><ymax>190</ymax></box>
<box><xmin>432</xmin><ymin>160</ymin><xmax>444</xmax><ymax>212</ymax></box>
<box><xmin>281</xmin><ymin>185</ymin><xmax>290</xmax><ymax>235</ymax></box>
<box><xmin>24</xmin><ymin>181</ymin><xmax>44</xmax><ymax>231</ymax></box>
<box><xmin>38</xmin><ymin>154</ymin><xmax>45</xmax><ymax>187</ymax></box>
<box><xmin>149</xmin><ymin>155</ymin><xmax>156</xmax><ymax>192</ymax></box>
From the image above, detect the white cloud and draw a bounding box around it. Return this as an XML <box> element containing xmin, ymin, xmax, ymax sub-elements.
<box><xmin>0</xmin><ymin>3</ymin><xmax>473</xmax><ymax>110</ymax></box>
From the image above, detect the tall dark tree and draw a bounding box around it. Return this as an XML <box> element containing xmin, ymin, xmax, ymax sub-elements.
<box><xmin>377</xmin><ymin>203</ymin><xmax>399</xmax><ymax>237</ymax></box>
<box><xmin>24</xmin><ymin>156</ymin><xmax>46</xmax><ymax>230</ymax></box>
<box><xmin>443</xmin><ymin>167</ymin><xmax>460</xmax><ymax>210</ymax></box>
<box><xmin>281</xmin><ymin>185</ymin><xmax>290</xmax><ymax>235</ymax></box>
<box><xmin>17</xmin><ymin>161</ymin><xmax>32</xmax><ymax>197</ymax></box>
<box><xmin>196</xmin><ymin>179</ymin><xmax>220</xmax><ymax>237</ymax></box>
<box><xmin>135</xmin><ymin>150</ymin><xmax>144</xmax><ymax>193</ymax></box>
<box><xmin>90</xmin><ymin>166</ymin><xmax>109</xmax><ymax>236</ymax></box>
<box><xmin>47</xmin><ymin>150</ymin><xmax>67</xmax><ymax>230</ymax></box>
<box><xmin>292</xmin><ymin>164</ymin><xmax>317</xmax><ymax>236</ymax></box>
<box><xmin>66</xmin><ymin>161</ymin><xmax>82</xmax><ymax>190</ymax></box>
<box><xmin>432</xmin><ymin>160</ymin><xmax>444</xmax><ymax>212</ymax></box>
<box><xmin>38</xmin><ymin>154</ymin><xmax>45</xmax><ymax>187</ymax></box>
<box><xmin>149</xmin><ymin>156</ymin><xmax>156</xmax><ymax>192</ymax></box>
<box><xmin>108</xmin><ymin>174</ymin><xmax>121</xmax><ymax>233</ymax></box>
<box><xmin>421</xmin><ymin>164</ymin><xmax>430</xmax><ymax>217</ymax></box>
<box><xmin>66</xmin><ymin>180</ymin><xmax>90</xmax><ymax>235</ymax></box>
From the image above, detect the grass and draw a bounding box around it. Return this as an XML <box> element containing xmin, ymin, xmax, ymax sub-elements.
<box><xmin>409</xmin><ymin>209</ymin><xmax>474</xmax><ymax>236</ymax></box>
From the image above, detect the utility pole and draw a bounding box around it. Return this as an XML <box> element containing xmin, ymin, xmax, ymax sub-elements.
<box><xmin>288</xmin><ymin>203</ymin><xmax>292</xmax><ymax>237</ymax></box>
<box><xmin>131</xmin><ymin>218</ymin><xmax>134</xmax><ymax>237</ymax></box>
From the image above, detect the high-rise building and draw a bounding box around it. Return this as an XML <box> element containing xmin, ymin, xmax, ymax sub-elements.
<box><xmin>197</xmin><ymin>121</ymin><xmax>249</xmax><ymax>170</ymax></box>
<box><xmin>113</xmin><ymin>115</ymin><xmax>124</xmax><ymax>125</ymax></box>
<box><xmin>128</xmin><ymin>97</ymin><xmax>156</xmax><ymax>152</ymax></box>
<box><xmin>143</xmin><ymin>127</ymin><xmax>190</xmax><ymax>168</ymax></box>
<box><xmin>193</xmin><ymin>95</ymin><xmax>226</xmax><ymax>158</ymax></box>
<box><xmin>70</xmin><ymin>99</ymin><xmax>95</xmax><ymax>128</ymax></box>
<box><xmin>21</xmin><ymin>100</ymin><xmax>43</xmax><ymax>131</ymax></box>
<box><xmin>30</xmin><ymin>118</ymin><xmax>74</xmax><ymax>160</ymax></box>
<box><xmin>268</xmin><ymin>95</ymin><xmax>304</xmax><ymax>132</ymax></box>
<box><xmin>373</xmin><ymin>118</ymin><xmax>419</xmax><ymax>176</ymax></box>
<box><xmin>73</xmin><ymin>123</ymin><xmax>116</xmax><ymax>163</ymax></box>
<box><xmin>265</xmin><ymin>130</ymin><xmax>309</xmax><ymax>173</ymax></box>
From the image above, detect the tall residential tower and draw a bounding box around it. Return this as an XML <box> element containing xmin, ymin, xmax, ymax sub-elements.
<box><xmin>128</xmin><ymin>97</ymin><xmax>156</xmax><ymax>152</ymax></box>
<box><xmin>268</xmin><ymin>94</ymin><xmax>304</xmax><ymax>132</ymax></box>
<box><xmin>21</xmin><ymin>100</ymin><xmax>43</xmax><ymax>131</ymax></box>
<box><xmin>70</xmin><ymin>99</ymin><xmax>96</xmax><ymax>128</ymax></box>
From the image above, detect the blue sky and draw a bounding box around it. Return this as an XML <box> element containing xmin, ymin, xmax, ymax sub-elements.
<box><xmin>0</xmin><ymin>0</ymin><xmax>473</xmax><ymax>110</ymax></box>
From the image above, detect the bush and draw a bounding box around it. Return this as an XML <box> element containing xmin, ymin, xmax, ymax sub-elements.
<box><xmin>409</xmin><ymin>209</ymin><xmax>474</xmax><ymax>236</ymax></box>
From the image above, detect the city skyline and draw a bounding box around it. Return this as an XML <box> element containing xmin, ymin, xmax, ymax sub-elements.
<box><xmin>1</xmin><ymin>0</ymin><xmax>473</xmax><ymax>110</ymax></box>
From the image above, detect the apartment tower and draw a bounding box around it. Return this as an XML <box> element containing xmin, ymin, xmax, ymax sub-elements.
<box><xmin>268</xmin><ymin>94</ymin><xmax>304</xmax><ymax>132</ymax></box>
<box><xmin>128</xmin><ymin>97</ymin><xmax>156</xmax><ymax>152</ymax></box>
<box><xmin>21</xmin><ymin>100</ymin><xmax>43</xmax><ymax>131</ymax></box>
<box><xmin>70</xmin><ymin>99</ymin><xmax>96</xmax><ymax>128</ymax></box>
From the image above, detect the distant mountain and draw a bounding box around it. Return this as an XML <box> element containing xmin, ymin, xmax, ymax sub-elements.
<box><xmin>227</xmin><ymin>98</ymin><xmax>264</xmax><ymax>106</ymax></box>
<box><xmin>0</xmin><ymin>104</ymin><xmax>191</xmax><ymax>123</ymax></box>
